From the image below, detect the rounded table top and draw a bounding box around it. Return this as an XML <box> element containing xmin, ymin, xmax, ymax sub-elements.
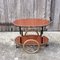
<box><xmin>13</xmin><ymin>18</ymin><xmax>49</xmax><ymax>27</ymax></box>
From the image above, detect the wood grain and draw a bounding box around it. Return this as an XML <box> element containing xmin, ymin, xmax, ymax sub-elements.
<box><xmin>13</xmin><ymin>19</ymin><xmax>49</xmax><ymax>27</ymax></box>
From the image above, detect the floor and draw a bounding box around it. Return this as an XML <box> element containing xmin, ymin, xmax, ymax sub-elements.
<box><xmin>0</xmin><ymin>32</ymin><xmax>60</xmax><ymax>60</ymax></box>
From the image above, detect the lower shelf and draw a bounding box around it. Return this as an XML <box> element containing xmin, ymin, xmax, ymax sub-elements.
<box><xmin>15</xmin><ymin>35</ymin><xmax>48</xmax><ymax>45</ymax></box>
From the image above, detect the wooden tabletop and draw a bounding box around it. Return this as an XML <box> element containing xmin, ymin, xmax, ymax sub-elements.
<box><xmin>13</xmin><ymin>19</ymin><xmax>49</xmax><ymax>27</ymax></box>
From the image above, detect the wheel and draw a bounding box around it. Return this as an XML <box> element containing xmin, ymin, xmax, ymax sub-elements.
<box><xmin>16</xmin><ymin>45</ymin><xmax>20</xmax><ymax>48</ymax></box>
<box><xmin>45</xmin><ymin>44</ymin><xmax>49</xmax><ymax>47</ymax></box>
<box><xmin>23</xmin><ymin>39</ymin><xmax>40</xmax><ymax>54</ymax></box>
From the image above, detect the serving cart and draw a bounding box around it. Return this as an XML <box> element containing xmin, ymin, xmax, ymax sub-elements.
<box><xmin>13</xmin><ymin>18</ymin><xmax>49</xmax><ymax>53</ymax></box>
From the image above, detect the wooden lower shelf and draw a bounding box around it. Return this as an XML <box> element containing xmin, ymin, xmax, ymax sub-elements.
<box><xmin>15</xmin><ymin>35</ymin><xmax>48</xmax><ymax>45</ymax></box>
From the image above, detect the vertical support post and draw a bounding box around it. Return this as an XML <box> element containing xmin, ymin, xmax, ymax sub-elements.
<box><xmin>19</xmin><ymin>27</ymin><xmax>23</xmax><ymax>45</ymax></box>
<box><xmin>41</xmin><ymin>27</ymin><xmax>43</xmax><ymax>36</ymax></box>
<box><xmin>41</xmin><ymin>27</ymin><xmax>43</xmax><ymax>43</ymax></box>
<box><xmin>19</xmin><ymin>27</ymin><xmax>23</xmax><ymax>36</ymax></box>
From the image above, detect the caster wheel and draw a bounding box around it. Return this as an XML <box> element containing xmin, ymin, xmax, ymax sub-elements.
<box><xmin>23</xmin><ymin>39</ymin><xmax>40</xmax><ymax>54</ymax></box>
<box><xmin>16</xmin><ymin>45</ymin><xmax>20</xmax><ymax>48</ymax></box>
<box><xmin>45</xmin><ymin>44</ymin><xmax>49</xmax><ymax>47</ymax></box>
